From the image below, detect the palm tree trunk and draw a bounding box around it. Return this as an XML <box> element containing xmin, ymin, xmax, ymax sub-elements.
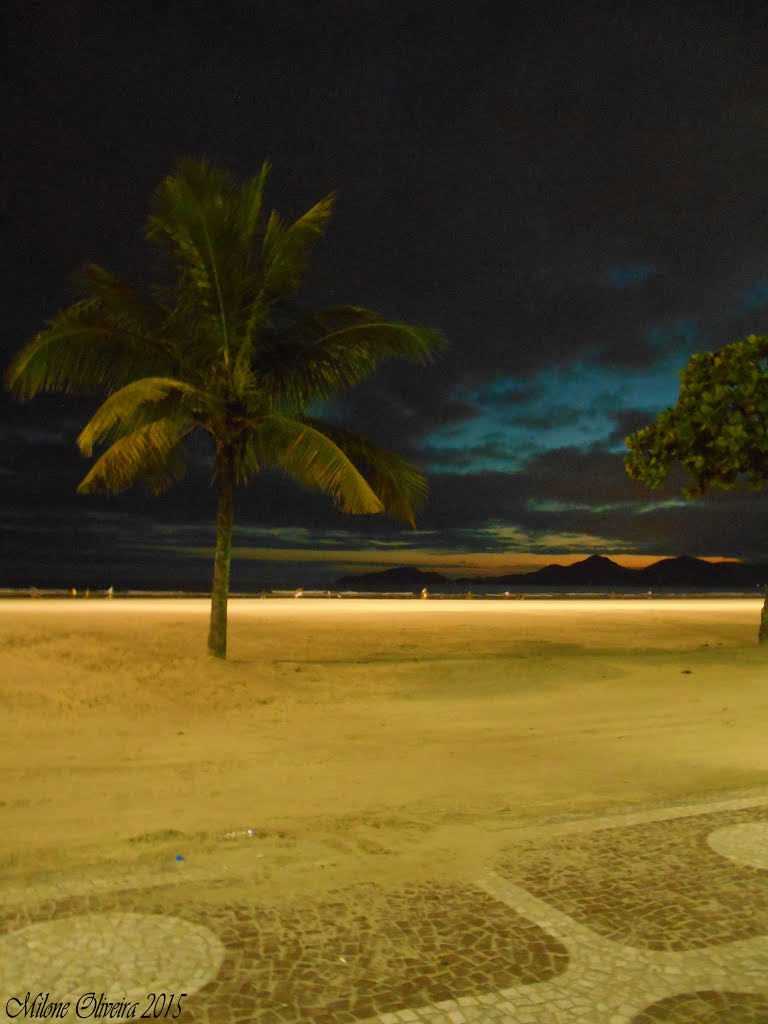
<box><xmin>208</xmin><ymin>443</ymin><xmax>235</xmax><ymax>658</ymax></box>
<box><xmin>760</xmin><ymin>590</ymin><xmax>768</xmax><ymax>646</ymax></box>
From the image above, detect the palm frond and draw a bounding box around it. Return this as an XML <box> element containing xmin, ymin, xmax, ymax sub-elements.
<box><xmin>77</xmin><ymin>417</ymin><xmax>193</xmax><ymax>496</ymax></box>
<box><xmin>77</xmin><ymin>377</ymin><xmax>203</xmax><ymax>456</ymax></box>
<box><xmin>259</xmin><ymin>194</ymin><xmax>334</xmax><ymax>299</ymax></box>
<box><xmin>243</xmin><ymin>414</ymin><xmax>383</xmax><ymax>514</ymax></box>
<box><xmin>5</xmin><ymin>301</ymin><xmax>178</xmax><ymax>399</ymax></box>
<box><xmin>254</xmin><ymin>312</ymin><xmax>446</xmax><ymax>406</ymax></box>
<box><xmin>146</xmin><ymin>160</ymin><xmax>241</xmax><ymax>355</ymax></box>
<box><xmin>75</xmin><ymin>264</ymin><xmax>169</xmax><ymax>338</ymax></box>
<box><xmin>226</xmin><ymin>163</ymin><xmax>273</xmax><ymax>369</ymax></box>
<box><xmin>313</xmin><ymin>319</ymin><xmax>446</xmax><ymax>365</ymax></box>
<box><xmin>302</xmin><ymin>417</ymin><xmax>427</xmax><ymax>526</ymax></box>
<box><xmin>235</xmin><ymin>161</ymin><xmax>270</xmax><ymax>256</ymax></box>
<box><xmin>138</xmin><ymin>442</ymin><xmax>190</xmax><ymax>495</ymax></box>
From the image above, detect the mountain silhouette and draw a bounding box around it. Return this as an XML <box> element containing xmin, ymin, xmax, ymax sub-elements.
<box><xmin>334</xmin><ymin>555</ymin><xmax>768</xmax><ymax>590</ymax></box>
<box><xmin>459</xmin><ymin>554</ymin><xmax>767</xmax><ymax>587</ymax></box>
<box><xmin>334</xmin><ymin>566</ymin><xmax>449</xmax><ymax>589</ymax></box>
<box><xmin>637</xmin><ymin>556</ymin><xmax>764</xmax><ymax>587</ymax></box>
<box><xmin>492</xmin><ymin>554</ymin><xmax>635</xmax><ymax>586</ymax></box>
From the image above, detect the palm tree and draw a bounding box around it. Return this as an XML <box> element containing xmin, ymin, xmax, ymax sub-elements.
<box><xmin>6</xmin><ymin>160</ymin><xmax>445</xmax><ymax>657</ymax></box>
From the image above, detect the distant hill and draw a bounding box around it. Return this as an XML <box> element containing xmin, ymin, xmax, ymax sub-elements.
<box><xmin>333</xmin><ymin>555</ymin><xmax>768</xmax><ymax>590</ymax></box>
<box><xmin>459</xmin><ymin>554</ymin><xmax>768</xmax><ymax>588</ymax></box>
<box><xmin>333</xmin><ymin>566</ymin><xmax>450</xmax><ymax>589</ymax></box>
<box><xmin>464</xmin><ymin>554</ymin><xmax>768</xmax><ymax>588</ymax></box>
<box><xmin>637</xmin><ymin>556</ymin><xmax>766</xmax><ymax>588</ymax></box>
<box><xmin>467</xmin><ymin>554</ymin><xmax>635</xmax><ymax>586</ymax></box>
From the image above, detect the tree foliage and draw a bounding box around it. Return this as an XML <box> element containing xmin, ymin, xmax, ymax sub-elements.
<box><xmin>625</xmin><ymin>334</ymin><xmax>768</xmax><ymax>497</ymax></box>
<box><xmin>625</xmin><ymin>334</ymin><xmax>768</xmax><ymax>644</ymax></box>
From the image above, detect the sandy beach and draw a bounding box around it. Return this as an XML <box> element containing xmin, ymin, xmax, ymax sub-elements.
<box><xmin>2</xmin><ymin>597</ymin><xmax>767</xmax><ymax>903</ymax></box>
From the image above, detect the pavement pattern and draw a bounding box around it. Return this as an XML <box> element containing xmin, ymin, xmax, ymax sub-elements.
<box><xmin>1</xmin><ymin>793</ymin><xmax>767</xmax><ymax>1023</ymax></box>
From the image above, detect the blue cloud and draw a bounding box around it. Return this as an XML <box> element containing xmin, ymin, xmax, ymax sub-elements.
<box><xmin>605</xmin><ymin>266</ymin><xmax>656</xmax><ymax>287</ymax></box>
<box><xmin>420</xmin><ymin>357</ymin><xmax>690</xmax><ymax>474</ymax></box>
<box><xmin>739</xmin><ymin>280</ymin><xmax>768</xmax><ymax>316</ymax></box>
<box><xmin>645</xmin><ymin>318</ymin><xmax>699</xmax><ymax>352</ymax></box>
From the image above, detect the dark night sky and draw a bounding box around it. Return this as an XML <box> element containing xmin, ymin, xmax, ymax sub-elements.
<box><xmin>3</xmin><ymin>0</ymin><xmax>768</xmax><ymax>589</ymax></box>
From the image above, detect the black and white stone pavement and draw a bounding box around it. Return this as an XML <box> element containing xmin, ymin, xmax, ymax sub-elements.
<box><xmin>2</xmin><ymin>792</ymin><xmax>767</xmax><ymax>1023</ymax></box>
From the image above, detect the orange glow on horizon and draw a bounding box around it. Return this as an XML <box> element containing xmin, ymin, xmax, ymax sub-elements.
<box><xmin>180</xmin><ymin>545</ymin><xmax>744</xmax><ymax>577</ymax></box>
<box><xmin>436</xmin><ymin>553</ymin><xmax>743</xmax><ymax>576</ymax></box>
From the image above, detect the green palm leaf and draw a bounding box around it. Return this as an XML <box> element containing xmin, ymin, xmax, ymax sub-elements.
<box><xmin>77</xmin><ymin>377</ymin><xmax>203</xmax><ymax>456</ymax></box>
<box><xmin>234</xmin><ymin>161</ymin><xmax>270</xmax><ymax>257</ymax></box>
<box><xmin>75</xmin><ymin>264</ymin><xmax>169</xmax><ymax>338</ymax></box>
<box><xmin>5</xmin><ymin>301</ymin><xmax>178</xmax><ymax>399</ymax></box>
<box><xmin>302</xmin><ymin>417</ymin><xmax>427</xmax><ymax>526</ymax></box>
<box><xmin>77</xmin><ymin>417</ymin><xmax>193</xmax><ymax>496</ymax></box>
<box><xmin>260</xmin><ymin>194</ymin><xmax>334</xmax><ymax>298</ymax></box>
<box><xmin>257</xmin><ymin>309</ymin><xmax>445</xmax><ymax>406</ymax></box>
<box><xmin>244</xmin><ymin>414</ymin><xmax>384</xmax><ymax>514</ymax></box>
<box><xmin>146</xmin><ymin>160</ymin><xmax>240</xmax><ymax>354</ymax></box>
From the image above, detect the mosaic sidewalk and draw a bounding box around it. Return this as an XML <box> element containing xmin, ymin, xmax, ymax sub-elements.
<box><xmin>2</xmin><ymin>793</ymin><xmax>767</xmax><ymax>1023</ymax></box>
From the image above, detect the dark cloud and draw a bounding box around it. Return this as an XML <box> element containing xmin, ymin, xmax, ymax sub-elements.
<box><xmin>605</xmin><ymin>409</ymin><xmax>667</xmax><ymax>447</ymax></box>
<box><xmin>4</xmin><ymin>1</ymin><xmax>768</xmax><ymax>582</ymax></box>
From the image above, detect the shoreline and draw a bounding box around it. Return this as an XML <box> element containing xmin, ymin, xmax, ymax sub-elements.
<box><xmin>1</xmin><ymin>588</ymin><xmax>766</xmax><ymax>600</ymax></box>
